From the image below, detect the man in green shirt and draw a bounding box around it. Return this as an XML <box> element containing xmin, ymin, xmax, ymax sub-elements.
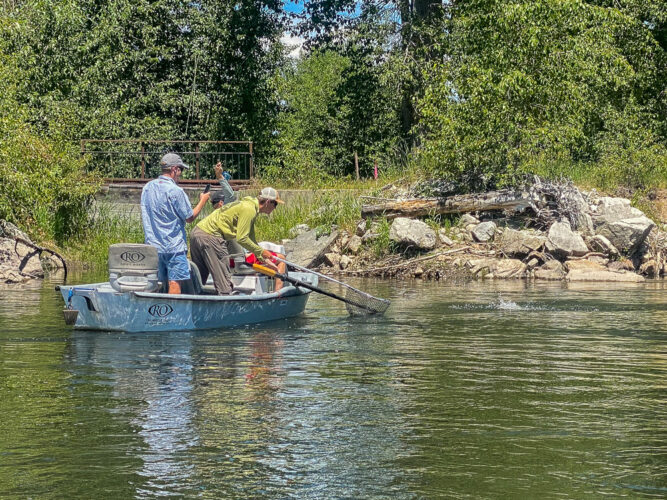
<box><xmin>190</xmin><ymin>187</ymin><xmax>283</xmax><ymax>295</ymax></box>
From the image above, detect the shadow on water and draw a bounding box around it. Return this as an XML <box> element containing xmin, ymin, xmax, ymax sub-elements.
<box><xmin>0</xmin><ymin>273</ymin><xmax>665</xmax><ymax>498</ymax></box>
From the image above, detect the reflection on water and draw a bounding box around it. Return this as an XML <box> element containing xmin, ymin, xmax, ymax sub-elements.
<box><xmin>0</xmin><ymin>275</ymin><xmax>665</xmax><ymax>498</ymax></box>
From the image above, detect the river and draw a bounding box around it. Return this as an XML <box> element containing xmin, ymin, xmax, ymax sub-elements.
<box><xmin>0</xmin><ymin>272</ymin><xmax>665</xmax><ymax>498</ymax></box>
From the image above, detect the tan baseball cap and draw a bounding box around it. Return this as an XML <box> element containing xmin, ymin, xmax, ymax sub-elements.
<box><xmin>259</xmin><ymin>187</ymin><xmax>284</xmax><ymax>204</ymax></box>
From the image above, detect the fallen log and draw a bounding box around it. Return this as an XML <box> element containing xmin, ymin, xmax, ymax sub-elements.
<box><xmin>361</xmin><ymin>189</ymin><xmax>541</xmax><ymax>220</ymax></box>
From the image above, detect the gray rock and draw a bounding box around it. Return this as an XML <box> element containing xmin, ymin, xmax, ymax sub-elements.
<box><xmin>438</xmin><ymin>229</ymin><xmax>454</xmax><ymax>247</ymax></box>
<box><xmin>346</xmin><ymin>235</ymin><xmax>363</xmax><ymax>254</ymax></box>
<box><xmin>526</xmin><ymin>258</ymin><xmax>540</xmax><ymax>269</ymax></box>
<box><xmin>608</xmin><ymin>259</ymin><xmax>635</xmax><ymax>272</ymax></box>
<box><xmin>575</xmin><ymin>212</ymin><xmax>595</xmax><ymax>236</ymax></box>
<box><xmin>498</xmin><ymin>228</ymin><xmax>546</xmax><ymax>258</ymax></box>
<box><xmin>471</xmin><ymin>221</ymin><xmax>497</xmax><ymax>242</ymax></box>
<box><xmin>588</xmin><ymin>234</ymin><xmax>619</xmax><ymax>257</ymax></box>
<box><xmin>596</xmin><ymin>216</ymin><xmax>655</xmax><ymax>256</ymax></box>
<box><xmin>289</xmin><ymin>224</ymin><xmax>311</xmax><ymax>238</ymax></box>
<box><xmin>534</xmin><ymin>260</ymin><xmax>566</xmax><ymax>281</ymax></box>
<box><xmin>466</xmin><ymin>258</ymin><xmax>526</xmax><ymax>279</ymax></box>
<box><xmin>591</xmin><ymin>197</ymin><xmax>644</xmax><ymax>226</ymax></box>
<box><xmin>285</xmin><ymin>229</ymin><xmax>339</xmax><ymax>268</ymax></box>
<box><xmin>389</xmin><ymin>218</ymin><xmax>437</xmax><ymax>250</ymax></box>
<box><xmin>459</xmin><ymin>214</ymin><xmax>479</xmax><ymax>227</ymax></box>
<box><xmin>323</xmin><ymin>252</ymin><xmax>341</xmax><ymax>268</ymax></box>
<box><xmin>0</xmin><ymin>220</ymin><xmax>30</xmax><ymax>241</ymax></box>
<box><xmin>546</xmin><ymin>221</ymin><xmax>589</xmax><ymax>258</ymax></box>
<box><xmin>0</xmin><ymin>237</ymin><xmax>43</xmax><ymax>283</ymax></box>
<box><xmin>340</xmin><ymin>255</ymin><xmax>351</xmax><ymax>270</ymax></box>
<box><xmin>356</xmin><ymin>220</ymin><xmax>367</xmax><ymax>237</ymax></box>
<box><xmin>565</xmin><ymin>259</ymin><xmax>644</xmax><ymax>282</ymax></box>
<box><xmin>338</xmin><ymin>232</ymin><xmax>350</xmax><ymax>250</ymax></box>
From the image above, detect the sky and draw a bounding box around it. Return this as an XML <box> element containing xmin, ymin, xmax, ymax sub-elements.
<box><xmin>281</xmin><ymin>1</ymin><xmax>306</xmax><ymax>58</ymax></box>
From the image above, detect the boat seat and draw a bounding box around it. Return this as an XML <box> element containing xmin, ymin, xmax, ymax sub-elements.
<box><xmin>108</xmin><ymin>243</ymin><xmax>159</xmax><ymax>293</ymax></box>
<box><xmin>181</xmin><ymin>260</ymin><xmax>203</xmax><ymax>295</ymax></box>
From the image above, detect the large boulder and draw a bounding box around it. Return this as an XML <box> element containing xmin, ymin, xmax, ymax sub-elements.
<box><xmin>0</xmin><ymin>220</ymin><xmax>30</xmax><ymax>241</ymax></box>
<box><xmin>0</xmin><ymin>237</ymin><xmax>44</xmax><ymax>283</ymax></box>
<box><xmin>285</xmin><ymin>229</ymin><xmax>339</xmax><ymax>268</ymax></box>
<box><xmin>466</xmin><ymin>258</ymin><xmax>526</xmax><ymax>279</ymax></box>
<box><xmin>498</xmin><ymin>228</ymin><xmax>546</xmax><ymax>258</ymax></box>
<box><xmin>389</xmin><ymin>218</ymin><xmax>437</xmax><ymax>250</ymax></box>
<box><xmin>589</xmin><ymin>196</ymin><xmax>656</xmax><ymax>255</ymax></box>
<box><xmin>546</xmin><ymin>221</ymin><xmax>589</xmax><ymax>258</ymax></box>
<box><xmin>565</xmin><ymin>259</ymin><xmax>644</xmax><ymax>282</ymax></box>
<box><xmin>591</xmin><ymin>197</ymin><xmax>644</xmax><ymax>225</ymax></box>
<box><xmin>596</xmin><ymin>217</ymin><xmax>655</xmax><ymax>256</ymax></box>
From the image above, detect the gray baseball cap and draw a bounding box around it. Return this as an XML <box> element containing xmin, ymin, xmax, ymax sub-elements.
<box><xmin>160</xmin><ymin>153</ymin><xmax>189</xmax><ymax>169</ymax></box>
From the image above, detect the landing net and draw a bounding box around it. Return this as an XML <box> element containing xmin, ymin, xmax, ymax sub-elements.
<box><xmin>276</xmin><ymin>258</ymin><xmax>390</xmax><ymax>316</ymax></box>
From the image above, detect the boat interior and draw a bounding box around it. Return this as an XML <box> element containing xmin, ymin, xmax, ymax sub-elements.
<box><xmin>108</xmin><ymin>242</ymin><xmax>279</xmax><ymax>297</ymax></box>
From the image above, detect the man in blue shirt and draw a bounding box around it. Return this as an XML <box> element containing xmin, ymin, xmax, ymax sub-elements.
<box><xmin>141</xmin><ymin>153</ymin><xmax>210</xmax><ymax>294</ymax></box>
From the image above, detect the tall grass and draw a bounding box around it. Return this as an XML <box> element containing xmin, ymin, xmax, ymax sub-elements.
<box><xmin>62</xmin><ymin>204</ymin><xmax>144</xmax><ymax>268</ymax></box>
<box><xmin>254</xmin><ymin>191</ymin><xmax>363</xmax><ymax>243</ymax></box>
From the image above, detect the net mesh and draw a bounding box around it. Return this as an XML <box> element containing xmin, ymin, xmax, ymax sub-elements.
<box><xmin>343</xmin><ymin>287</ymin><xmax>391</xmax><ymax>316</ymax></box>
<box><xmin>313</xmin><ymin>274</ymin><xmax>390</xmax><ymax>315</ymax></box>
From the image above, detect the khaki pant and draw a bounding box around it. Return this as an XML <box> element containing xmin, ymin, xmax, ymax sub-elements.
<box><xmin>190</xmin><ymin>226</ymin><xmax>232</xmax><ymax>295</ymax></box>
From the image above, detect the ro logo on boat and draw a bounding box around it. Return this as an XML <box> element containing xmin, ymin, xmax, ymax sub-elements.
<box><xmin>148</xmin><ymin>304</ymin><xmax>173</xmax><ymax>317</ymax></box>
<box><xmin>120</xmin><ymin>251</ymin><xmax>146</xmax><ymax>263</ymax></box>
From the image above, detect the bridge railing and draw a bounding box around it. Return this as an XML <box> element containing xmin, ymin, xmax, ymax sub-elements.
<box><xmin>81</xmin><ymin>140</ymin><xmax>254</xmax><ymax>183</ymax></box>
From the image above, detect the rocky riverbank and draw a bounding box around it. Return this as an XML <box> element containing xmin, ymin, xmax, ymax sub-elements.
<box><xmin>284</xmin><ymin>180</ymin><xmax>666</xmax><ymax>283</ymax></box>
<box><xmin>0</xmin><ymin>221</ymin><xmax>66</xmax><ymax>283</ymax></box>
<box><xmin>2</xmin><ymin>178</ymin><xmax>665</xmax><ymax>285</ymax></box>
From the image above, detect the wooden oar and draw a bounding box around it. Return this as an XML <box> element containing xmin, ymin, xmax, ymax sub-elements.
<box><xmin>251</xmin><ymin>263</ymin><xmax>377</xmax><ymax>313</ymax></box>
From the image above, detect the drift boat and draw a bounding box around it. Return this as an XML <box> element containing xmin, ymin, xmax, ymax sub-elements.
<box><xmin>57</xmin><ymin>243</ymin><xmax>316</xmax><ymax>332</ymax></box>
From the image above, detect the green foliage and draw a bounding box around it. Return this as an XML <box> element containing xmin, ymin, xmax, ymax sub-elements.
<box><xmin>0</xmin><ymin>37</ymin><xmax>98</xmax><ymax>242</ymax></box>
<box><xmin>417</xmin><ymin>0</ymin><xmax>666</xmax><ymax>192</ymax></box>
<box><xmin>2</xmin><ymin>0</ymin><xmax>286</xmax><ymax>160</ymax></box>
<box><xmin>370</xmin><ymin>218</ymin><xmax>393</xmax><ymax>257</ymax></box>
<box><xmin>262</xmin><ymin>40</ymin><xmax>403</xmax><ymax>182</ymax></box>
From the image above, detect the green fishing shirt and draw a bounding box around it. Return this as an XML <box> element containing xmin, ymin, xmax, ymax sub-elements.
<box><xmin>196</xmin><ymin>196</ymin><xmax>264</xmax><ymax>258</ymax></box>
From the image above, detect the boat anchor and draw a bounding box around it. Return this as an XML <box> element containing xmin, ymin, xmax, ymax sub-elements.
<box><xmin>63</xmin><ymin>288</ymin><xmax>79</xmax><ymax>326</ymax></box>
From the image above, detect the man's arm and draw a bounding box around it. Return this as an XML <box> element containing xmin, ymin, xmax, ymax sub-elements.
<box><xmin>215</xmin><ymin>162</ymin><xmax>237</xmax><ymax>204</ymax></box>
<box><xmin>186</xmin><ymin>191</ymin><xmax>210</xmax><ymax>223</ymax></box>
<box><xmin>235</xmin><ymin>206</ymin><xmax>265</xmax><ymax>257</ymax></box>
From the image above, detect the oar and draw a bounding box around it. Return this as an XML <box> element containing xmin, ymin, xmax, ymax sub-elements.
<box><xmin>251</xmin><ymin>263</ymin><xmax>377</xmax><ymax>313</ymax></box>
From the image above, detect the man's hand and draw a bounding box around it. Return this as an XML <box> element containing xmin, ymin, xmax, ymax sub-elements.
<box><xmin>214</xmin><ymin>162</ymin><xmax>223</xmax><ymax>180</ymax></box>
<box><xmin>261</xmin><ymin>250</ymin><xmax>280</xmax><ymax>273</ymax></box>
<box><xmin>199</xmin><ymin>191</ymin><xmax>210</xmax><ymax>203</ymax></box>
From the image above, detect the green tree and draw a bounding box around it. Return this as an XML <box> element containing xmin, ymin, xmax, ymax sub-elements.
<box><xmin>417</xmin><ymin>0</ymin><xmax>666</xmax><ymax>191</ymax></box>
<box><xmin>0</xmin><ymin>27</ymin><xmax>97</xmax><ymax>241</ymax></box>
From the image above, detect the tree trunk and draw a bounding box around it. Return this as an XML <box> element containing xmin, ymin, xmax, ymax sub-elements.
<box><xmin>361</xmin><ymin>190</ymin><xmax>539</xmax><ymax>220</ymax></box>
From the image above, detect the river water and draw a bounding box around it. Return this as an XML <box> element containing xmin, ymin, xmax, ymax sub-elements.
<box><xmin>0</xmin><ymin>272</ymin><xmax>665</xmax><ymax>499</ymax></box>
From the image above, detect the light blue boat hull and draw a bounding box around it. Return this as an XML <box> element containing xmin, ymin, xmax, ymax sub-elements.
<box><xmin>59</xmin><ymin>273</ymin><xmax>315</xmax><ymax>332</ymax></box>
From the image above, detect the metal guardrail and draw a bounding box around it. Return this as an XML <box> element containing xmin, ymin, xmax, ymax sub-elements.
<box><xmin>81</xmin><ymin>139</ymin><xmax>254</xmax><ymax>182</ymax></box>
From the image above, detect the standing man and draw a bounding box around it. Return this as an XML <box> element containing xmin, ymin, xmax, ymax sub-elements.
<box><xmin>190</xmin><ymin>187</ymin><xmax>283</xmax><ymax>295</ymax></box>
<box><xmin>141</xmin><ymin>153</ymin><xmax>210</xmax><ymax>294</ymax></box>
